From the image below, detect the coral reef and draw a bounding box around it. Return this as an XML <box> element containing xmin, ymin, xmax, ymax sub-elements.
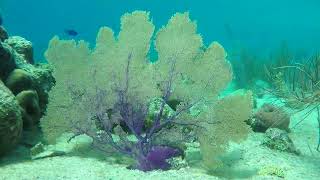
<box><xmin>250</xmin><ymin>103</ymin><xmax>290</xmax><ymax>132</ymax></box>
<box><xmin>0</xmin><ymin>26</ymin><xmax>54</xmax><ymax>156</ymax></box>
<box><xmin>1</xmin><ymin>44</ymin><xmax>54</xmax><ymax>124</ymax></box>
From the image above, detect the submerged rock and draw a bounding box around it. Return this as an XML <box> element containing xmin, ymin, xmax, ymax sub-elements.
<box><xmin>5</xmin><ymin>36</ymin><xmax>34</xmax><ymax>64</ymax></box>
<box><xmin>0</xmin><ymin>26</ymin><xmax>8</xmax><ymax>42</ymax></box>
<box><xmin>2</xmin><ymin>43</ymin><xmax>55</xmax><ymax>123</ymax></box>
<box><xmin>0</xmin><ymin>42</ymin><xmax>16</xmax><ymax>80</ymax></box>
<box><xmin>6</xmin><ymin>45</ymin><xmax>55</xmax><ymax>116</ymax></box>
<box><xmin>30</xmin><ymin>142</ymin><xmax>45</xmax><ymax>157</ymax></box>
<box><xmin>19</xmin><ymin>63</ymin><xmax>55</xmax><ymax>116</ymax></box>
<box><xmin>0</xmin><ymin>26</ymin><xmax>55</xmax><ymax>157</ymax></box>
<box><xmin>249</xmin><ymin>103</ymin><xmax>290</xmax><ymax>132</ymax></box>
<box><xmin>262</xmin><ymin>128</ymin><xmax>300</xmax><ymax>155</ymax></box>
<box><xmin>5</xmin><ymin>69</ymin><xmax>34</xmax><ymax>95</ymax></box>
<box><xmin>16</xmin><ymin>90</ymin><xmax>41</xmax><ymax>129</ymax></box>
<box><xmin>0</xmin><ymin>81</ymin><xmax>23</xmax><ymax>156</ymax></box>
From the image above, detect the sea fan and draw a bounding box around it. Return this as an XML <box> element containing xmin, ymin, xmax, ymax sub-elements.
<box><xmin>67</xmin><ymin>53</ymin><xmax>189</xmax><ymax>171</ymax></box>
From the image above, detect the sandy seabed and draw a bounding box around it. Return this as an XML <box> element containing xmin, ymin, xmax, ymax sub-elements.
<box><xmin>1</xmin><ymin>96</ymin><xmax>320</xmax><ymax>180</ymax></box>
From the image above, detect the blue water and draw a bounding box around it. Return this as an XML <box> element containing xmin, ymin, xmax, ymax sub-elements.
<box><xmin>1</xmin><ymin>0</ymin><xmax>320</xmax><ymax>61</ymax></box>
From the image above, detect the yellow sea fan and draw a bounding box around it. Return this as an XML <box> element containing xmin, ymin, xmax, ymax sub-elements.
<box><xmin>197</xmin><ymin>89</ymin><xmax>253</xmax><ymax>169</ymax></box>
<box><xmin>41</xmin><ymin>11</ymin><xmax>158</xmax><ymax>143</ymax></box>
<box><xmin>41</xmin><ymin>36</ymin><xmax>93</xmax><ymax>143</ymax></box>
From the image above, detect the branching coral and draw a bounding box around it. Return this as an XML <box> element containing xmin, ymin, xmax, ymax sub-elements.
<box><xmin>41</xmin><ymin>11</ymin><xmax>252</xmax><ymax>171</ymax></box>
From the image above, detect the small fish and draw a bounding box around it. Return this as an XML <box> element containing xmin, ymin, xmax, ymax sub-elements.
<box><xmin>64</xmin><ymin>29</ymin><xmax>78</xmax><ymax>36</ymax></box>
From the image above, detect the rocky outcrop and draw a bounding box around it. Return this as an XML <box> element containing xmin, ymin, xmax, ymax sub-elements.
<box><xmin>5</xmin><ymin>69</ymin><xmax>34</xmax><ymax>95</ymax></box>
<box><xmin>0</xmin><ymin>26</ymin><xmax>8</xmax><ymax>42</ymax></box>
<box><xmin>0</xmin><ymin>42</ymin><xmax>16</xmax><ymax>80</ymax></box>
<box><xmin>248</xmin><ymin>103</ymin><xmax>290</xmax><ymax>132</ymax></box>
<box><xmin>0</xmin><ymin>81</ymin><xmax>23</xmax><ymax>156</ymax></box>
<box><xmin>5</xmin><ymin>36</ymin><xmax>34</xmax><ymax>64</ymax></box>
<box><xmin>262</xmin><ymin>128</ymin><xmax>300</xmax><ymax>155</ymax></box>
<box><xmin>0</xmin><ymin>26</ymin><xmax>55</xmax><ymax>156</ymax></box>
<box><xmin>16</xmin><ymin>90</ymin><xmax>41</xmax><ymax>128</ymax></box>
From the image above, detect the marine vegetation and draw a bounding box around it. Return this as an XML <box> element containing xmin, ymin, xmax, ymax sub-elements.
<box><xmin>230</xmin><ymin>47</ymin><xmax>268</xmax><ymax>88</ymax></box>
<box><xmin>230</xmin><ymin>41</ymin><xmax>293</xmax><ymax>90</ymax></box>
<box><xmin>266</xmin><ymin>52</ymin><xmax>320</xmax><ymax>150</ymax></box>
<box><xmin>41</xmin><ymin>11</ymin><xmax>253</xmax><ymax>171</ymax></box>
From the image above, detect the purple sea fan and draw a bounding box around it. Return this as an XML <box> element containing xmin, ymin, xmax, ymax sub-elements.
<box><xmin>137</xmin><ymin>146</ymin><xmax>183</xmax><ymax>171</ymax></box>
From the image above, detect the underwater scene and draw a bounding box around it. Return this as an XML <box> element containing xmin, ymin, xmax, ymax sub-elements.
<box><xmin>0</xmin><ymin>0</ymin><xmax>320</xmax><ymax>179</ymax></box>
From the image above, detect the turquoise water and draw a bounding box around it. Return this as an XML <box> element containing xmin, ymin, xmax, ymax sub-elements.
<box><xmin>1</xmin><ymin>0</ymin><xmax>320</xmax><ymax>60</ymax></box>
<box><xmin>1</xmin><ymin>1</ymin><xmax>320</xmax><ymax>179</ymax></box>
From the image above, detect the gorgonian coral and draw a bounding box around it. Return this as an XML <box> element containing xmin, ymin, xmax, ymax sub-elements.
<box><xmin>41</xmin><ymin>11</ymin><xmax>252</xmax><ymax>171</ymax></box>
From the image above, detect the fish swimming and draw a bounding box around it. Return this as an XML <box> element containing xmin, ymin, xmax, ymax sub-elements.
<box><xmin>64</xmin><ymin>29</ymin><xmax>78</xmax><ymax>36</ymax></box>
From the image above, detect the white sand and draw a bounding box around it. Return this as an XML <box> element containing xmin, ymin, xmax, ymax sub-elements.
<box><xmin>0</xmin><ymin>156</ymin><xmax>216</xmax><ymax>180</ymax></box>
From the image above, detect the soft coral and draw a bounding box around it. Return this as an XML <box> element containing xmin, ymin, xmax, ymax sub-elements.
<box><xmin>69</xmin><ymin>53</ymin><xmax>192</xmax><ymax>171</ymax></box>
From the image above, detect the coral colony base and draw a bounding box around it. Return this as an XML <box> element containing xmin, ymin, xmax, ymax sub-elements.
<box><xmin>0</xmin><ymin>11</ymin><xmax>320</xmax><ymax>179</ymax></box>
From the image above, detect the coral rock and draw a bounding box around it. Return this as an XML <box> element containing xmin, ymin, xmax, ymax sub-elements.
<box><xmin>5</xmin><ymin>69</ymin><xmax>34</xmax><ymax>95</ymax></box>
<box><xmin>0</xmin><ymin>26</ymin><xmax>9</xmax><ymax>42</ymax></box>
<box><xmin>16</xmin><ymin>90</ymin><xmax>41</xmax><ymax>129</ymax></box>
<box><xmin>0</xmin><ymin>42</ymin><xmax>16</xmax><ymax>80</ymax></box>
<box><xmin>251</xmin><ymin>103</ymin><xmax>290</xmax><ymax>132</ymax></box>
<box><xmin>262</xmin><ymin>128</ymin><xmax>300</xmax><ymax>155</ymax></box>
<box><xmin>16</xmin><ymin>63</ymin><xmax>55</xmax><ymax>116</ymax></box>
<box><xmin>30</xmin><ymin>142</ymin><xmax>45</xmax><ymax>156</ymax></box>
<box><xmin>5</xmin><ymin>36</ymin><xmax>34</xmax><ymax>64</ymax></box>
<box><xmin>0</xmin><ymin>81</ymin><xmax>23</xmax><ymax>156</ymax></box>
